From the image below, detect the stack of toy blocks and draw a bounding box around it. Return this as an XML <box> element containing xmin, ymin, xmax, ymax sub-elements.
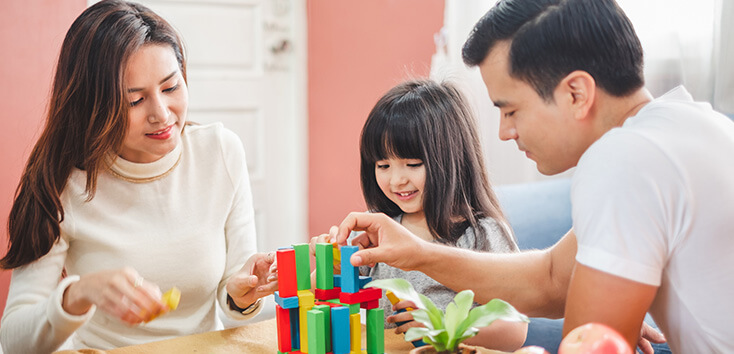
<box><xmin>274</xmin><ymin>243</ymin><xmax>385</xmax><ymax>354</ymax></box>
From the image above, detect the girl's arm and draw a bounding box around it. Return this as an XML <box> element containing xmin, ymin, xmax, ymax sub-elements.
<box><xmin>462</xmin><ymin>320</ymin><xmax>528</xmax><ymax>352</ymax></box>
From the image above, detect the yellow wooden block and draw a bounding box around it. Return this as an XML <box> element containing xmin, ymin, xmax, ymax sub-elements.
<box><xmin>349</xmin><ymin>313</ymin><xmax>361</xmax><ymax>354</ymax></box>
<box><xmin>162</xmin><ymin>287</ymin><xmax>181</xmax><ymax>310</ymax></box>
<box><xmin>298</xmin><ymin>290</ymin><xmax>315</xmax><ymax>353</ymax></box>
<box><xmin>385</xmin><ymin>290</ymin><xmax>413</xmax><ymax>311</ymax></box>
<box><xmin>332</xmin><ymin>243</ymin><xmax>341</xmax><ymax>265</ymax></box>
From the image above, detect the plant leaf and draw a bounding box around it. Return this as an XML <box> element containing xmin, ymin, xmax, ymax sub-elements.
<box><xmin>410</xmin><ymin>309</ymin><xmax>435</xmax><ymax>330</ymax></box>
<box><xmin>419</xmin><ymin>294</ymin><xmax>444</xmax><ymax>330</ymax></box>
<box><xmin>444</xmin><ymin>290</ymin><xmax>474</xmax><ymax>348</ymax></box>
<box><xmin>455</xmin><ymin>298</ymin><xmax>529</xmax><ymax>339</ymax></box>
<box><xmin>365</xmin><ymin>278</ymin><xmax>426</xmax><ymax>308</ymax></box>
<box><xmin>405</xmin><ymin>327</ymin><xmax>431</xmax><ymax>342</ymax></box>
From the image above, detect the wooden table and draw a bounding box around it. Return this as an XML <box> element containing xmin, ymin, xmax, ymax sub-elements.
<box><xmin>56</xmin><ymin>318</ymin><xmax>505</xmax><ymax>354</ymax></box>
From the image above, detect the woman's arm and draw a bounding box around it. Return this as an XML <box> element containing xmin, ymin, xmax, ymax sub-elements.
<box><xmin>463</xmin><ymin>320</ymin><xmax>528</xmax><ymax>352</ymax></box>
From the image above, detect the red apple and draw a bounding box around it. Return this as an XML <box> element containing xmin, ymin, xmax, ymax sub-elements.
<box><xmin>513</xmin><ymin>345</ymin><xmax>551</xmax><ymax>354</ymax></box>
<box><xmin>559</xmin><ymin>323</ymin><xmax>632</xmax><ymax>354</ymax></box>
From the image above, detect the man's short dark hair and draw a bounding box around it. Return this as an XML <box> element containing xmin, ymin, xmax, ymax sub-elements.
<box><xmin>462</xmin><ymin>0</ymin><xmax>644</xmax><ymax>101</ymax></box>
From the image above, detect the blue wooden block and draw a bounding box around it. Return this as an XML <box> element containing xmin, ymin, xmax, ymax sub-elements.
<box><xmin>334</xmin><ymin>274</ymin><xmax>341</xmax><ymax>288</ymax></box>
<box><xmin>359</xmin><ymin>276</ymin><xmax>372</xmax><ymax>289</ymax></box>
<box><xmin>274</xmin><ymin>291</ymin><xmax>300</xmax><ymax>309</ymax></box>
<box><xmin>331</xmin><ymin>307</ymin><xmax>351</xmax><ymax>354</ymax></box>
<box><xmin>290</xmin><ymin>307</ymin><xmax>300</xmax><ymax>349</ymax></box>
<box><xmin>340</xmin><ymin>246</ymin><xmax>359</xmax><ymax>293</ymax></box>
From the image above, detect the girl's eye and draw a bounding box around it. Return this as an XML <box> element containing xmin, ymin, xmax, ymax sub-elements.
<box><xmin>504</xmin><ymin>110</ymin><xmax>516</xmax><ymax>118</ymax></box>
<box><xmin>163</xmin><ymin>84</ymin><xmax>179</xmax><ymax>93</ymax></box>
<box><xmin>130</xmin><ymin>98</ymin><xmax>143</xmax><ymax>107</ymax></box>
<box><xmin>376</xmin><ymin>164</ymin><xmax>389</xmax><ymax>169</ymax></box>
<box><xmin>407</xmin><ymin>162</ymin><xmax>423</xmax><ymax>168</ymax></box>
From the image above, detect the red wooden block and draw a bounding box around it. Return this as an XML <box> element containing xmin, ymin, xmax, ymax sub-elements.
<box><xmin>277</xmin><ymin>248</ymin><xmax>297</xmax><ymax>297</ymax></box>
<box><xmin>315</xmin><ymin>301</ymin><xmax>343</xmax><ymax>308</ymax></box>
<box><xmin>339</xmin><ymin>287</ymin><xmax>382</xmax><ymax>304</ymax></box>
<box><xmin>275</xmin><ymin>305</ymin><xmax>292</xmax><ymax>352</ymax></box>
<box><xmin>314</xmin><ymin>287</ymin><xmax>341</xmax><ymax>301</ymax></box>
<box><xmin>360</xmin><ymin>299</ymin><xmax>379</xmax><ymax>310</ymax></box>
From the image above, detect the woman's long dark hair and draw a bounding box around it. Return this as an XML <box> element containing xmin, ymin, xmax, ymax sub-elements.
<box><xmin>360</xmin><ymin>79</ymin><xmax>514</xmax><ymax>250</ymax></box>
<box><xmin>1</xmin><ymin>0</ymin><xmax>186</xmax><ymax>269</ymax></box>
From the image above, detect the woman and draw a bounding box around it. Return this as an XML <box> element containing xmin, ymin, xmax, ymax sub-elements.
<box><xmin>0</xmin><ymin>1</ymin><xmax>276</xmax><ymax>352</ymax></box>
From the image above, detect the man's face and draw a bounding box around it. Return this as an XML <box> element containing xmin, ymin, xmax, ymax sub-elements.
<box><xmin>478</xmin><ymin>41</ymin><xmax>580</xmax><ymax>175</ymax></box>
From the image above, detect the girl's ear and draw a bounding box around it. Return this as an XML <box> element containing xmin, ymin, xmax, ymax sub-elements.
<box><xmin>558</xmin><ymin>70</ymin><xmax>596</xmax><ymax>121</ymax></box>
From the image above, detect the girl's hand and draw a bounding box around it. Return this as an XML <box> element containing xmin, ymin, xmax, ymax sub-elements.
<box><xmin>309</xmin><ymin>226</ymin><xmax>341</xmax><ymax>274</ymax></box>
<box><xmin>387</xmin><ymin>300</ymin><xmax>424</xmax><ymax>334</ymax></box>
<box><xmin>227</xmin><ymin>252</ymin><xmax>278</xmax><ymax>310</ymax></box>
<box><xmin>63</xmin><ymin>267</ymin><xmax>165</xmax><ymax>325</ymax></box>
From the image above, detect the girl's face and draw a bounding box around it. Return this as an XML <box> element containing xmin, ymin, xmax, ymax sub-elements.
<box><xmin>375</xmin><ymin>157</ymin><xmax>426</xmax><ymax>215</ymax></box>
<box><xmin>120</xmin><ymin>44</ymin><xmax>188</xmax><ymax>163</ymax></box>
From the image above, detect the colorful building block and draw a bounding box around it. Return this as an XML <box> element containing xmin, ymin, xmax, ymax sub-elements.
<box><xmin>340</xmin><ymin>246</ymin><xmax>360</xmax><ymax>293</ymax></box>
<box><xmin>331</xmin><ymin>307</ymin><xmax>351</xmax><ymax>354</ymax></box>
<box><xmin>313</xmin><ymin>304</ymin><xmax>332</xmax><ymax>353</ymax></box>
<box><xmin>298</xmin><ymin>290</ymin><xmax>315</xmax><ymax>352</ymax></box>
<box><xmin>277</xmin><ymin>248</ymin><xmax>298</xmax><ymax>297</ymax></box>
<box><xmin>339</xmin><ymin>287</ymin><xmax>382</xmax><ymax>305</ymax></box>
<box><xmin>276</xmin><ymin>305</ymin><xmax>292</xmax><ymax>352</ymax></box>
<box><xmin>293</xmin><ymin>243</ymin><xmax>311</xmax><ymax>291</ymax></box>
<box><xmin>334</xmin><ymin>274</ymin><xmax>341</xmax><ymax>288</ymax></box>
<box><xmin>307</xmin><ymin>310</ymin><xmax>326</xmax><ymax>354</ymax></box>
<box><xmin>314</xmin><ymin>287</ymin><xmax>341</xmax><ymax>301</ymax></box>
<box><xmin>349</xmin><ymin>313</ymin><xmax>361</xmax><ymax>354</ymax></box>
<box><xmin>315</xmin><ymin>243</ymin><xmax>334</xmax><ymax>290</ymax></box>
<box><xmin>290</xmin><ymin>307</ymin><xmax>300</xmax><ymax>350</ymax></box>
<box><xmin>358</xmin><ymin>276</ymin><xmax>372</xmax><ymax>289</ymax></box>
<box><xmin>275</xmin><ymin>291</ymin><xmax>300</xmax><ymax>309</ymax></box>
<box><xmin>366</xmin><ymin>308</ymin><xmax>384</xmax><ymax>354</ymax></box>
<box><xmin>360</xmin><ymin>299</ymin><xmax>379</xmax><ymax>310</ymax></box>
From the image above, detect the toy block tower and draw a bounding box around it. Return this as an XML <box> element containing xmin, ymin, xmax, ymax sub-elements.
<box><xmin>274</xmin><ymin>243</ymin><xmax>385</xmax><ymax>354</ymax></box>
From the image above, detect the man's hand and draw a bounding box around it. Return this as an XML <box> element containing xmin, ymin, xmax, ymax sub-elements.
<box><xmin>333</xmin><ymin>212</ymin><xmax>428</xmax><ymax>271</ymax></box>
<box><xmin>226</xmin><ymin>252</ymin><xmax>278</xmax><ymax>310</ymax></box>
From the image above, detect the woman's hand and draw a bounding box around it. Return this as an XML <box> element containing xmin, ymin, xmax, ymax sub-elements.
<box><xmin>226</xmin><ymin>252</ymin><xmax>278</xmax><ymax>310</ymax></box>
<box><xmin>386</xmin><ymin>300</ymin><xmax>423</xmax><ymax>334</ymax></box>
<box><xmin>63</xmin><ymin>267</ymin><xmax>165</xmax><ymax>325</ymax></box>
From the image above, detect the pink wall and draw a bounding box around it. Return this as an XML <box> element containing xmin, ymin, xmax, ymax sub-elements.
<box><xmin>307</xmin><ymin>0</ymin><xmax>445</xmax><ymax>237</ymax></box>
<box><xmin>0</xmin><ymin>0</ymin><xmax>86</xmax><ymax>315</ymax></box>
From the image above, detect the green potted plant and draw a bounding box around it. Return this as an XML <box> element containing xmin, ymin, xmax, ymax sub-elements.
<box><xmin>366</xmin><ymin>278</ymin><xmax>529</xmax><ymax>354</ymax></box>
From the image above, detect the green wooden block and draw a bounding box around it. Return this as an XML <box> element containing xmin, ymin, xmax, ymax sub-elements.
<box><xmin>315</xmin><ymin>243</ymin><xmax>334</xmax><ymax>290</ymax></box>
<box><xmin>307</xmin><ymin>309</ymin><xmax>326</xmax><ymax>354</ymax></box>
<box><xmin>313</xmin><ymin>304</ymin><xmax>331</xmax><ymax>353</ymax></box>
<box><xmin>325</xmin><ymin>298</ymin><xmax>340</xmax><ymax>304</ymax></box>
<box><xmin>339</xmin><ymin>301</ymin><xmax>360</xmax><ymax>315</ymax></box>
<box><xmin>293</xmin><ymin>243</ymin><xmax>311</xmax><ymax>291</ymax></box>
<box><xmin>367</xmin><ymin>308</ymin><xmax>384</xmax><ymax>354</ymax></box>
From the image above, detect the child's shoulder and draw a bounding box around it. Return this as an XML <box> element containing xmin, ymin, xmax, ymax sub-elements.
<box><xmin>458</xmin><ymin>217</ymin><xmax>517</xmax><ymax>252</ymax></box>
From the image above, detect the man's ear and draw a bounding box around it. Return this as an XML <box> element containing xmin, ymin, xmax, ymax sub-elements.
<box><xmin>559</xmin><ymin>70</ymin><xmax>596</xmax><ymax>121</ymax></box>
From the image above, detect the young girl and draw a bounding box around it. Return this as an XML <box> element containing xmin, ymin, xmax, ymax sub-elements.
<box><xmin>321</xmin><ymin>79</ymin><xmax>527</xmax><ymax>351</ymax></box>
<box><xmin>0</xmin><ymin>1</ymin><xmax>275</xmax><ymax>352</ymax></box>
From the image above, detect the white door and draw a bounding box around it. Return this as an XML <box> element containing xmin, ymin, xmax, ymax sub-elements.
<box><xmin>90</xmin><ymin>0</ymin><xmax>308</xmax><ymax>256</ymax></box>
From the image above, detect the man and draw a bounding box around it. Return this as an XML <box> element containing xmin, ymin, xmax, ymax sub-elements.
<box><xmin>333</xmin><ymin>0</ymin><xmax>734</xmax><ymax>352</ymax></box>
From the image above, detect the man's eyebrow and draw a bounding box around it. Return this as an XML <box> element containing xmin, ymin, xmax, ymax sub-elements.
<box><xmin>493</xmin><ymin>99</ymin><xmax>509</xmax><ymax>108</ymax></box>
<box><xmin>127</xmin><ymin>71</ymin><xmax>177</xmax><ymax>93</ymax></box>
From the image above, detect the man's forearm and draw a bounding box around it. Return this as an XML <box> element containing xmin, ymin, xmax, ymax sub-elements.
<box><xmin>414</xmin><ymin>231</ymin><xmax>577</xmax><ymax>318</ymax></box>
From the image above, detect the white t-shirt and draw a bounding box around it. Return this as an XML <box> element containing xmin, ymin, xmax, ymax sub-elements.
<box><xmin>1</xmin><ymin>123</ymin><xmax>261</xmax><ymax>353</ymax></box>
<box><xmin>572</xmin><ymin>86</ymin><xmax>734</xmax><ymax>353</ymax></box>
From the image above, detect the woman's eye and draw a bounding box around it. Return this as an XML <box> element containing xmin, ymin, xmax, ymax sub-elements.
<box><xmin>504</xmin><ymin>111</ymin><xmax>516</xmax><ymax>118</ymax></box>
<box><xmin>163</xmin><ymin>84</ymin><xmax>179</xmax><ymax>93</ymax></box>
<box><xmin>130</xmin><ymin>98</ymin><xmax>143</xmax><ymax>107</ymax></box>
<box><xmin>376</xmin><ymin>164</ymin><xmax>389</xmax><ymax>169</ymax></box>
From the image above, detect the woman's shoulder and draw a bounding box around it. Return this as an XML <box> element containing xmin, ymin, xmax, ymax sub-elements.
<box><xmin>184</xmin><ymin>122</ymin><xmax>240</xmax><ymax>146</ymax></box>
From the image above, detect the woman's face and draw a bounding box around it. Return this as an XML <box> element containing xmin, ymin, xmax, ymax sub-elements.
<box><xmin>121</xmin><ymin>44</ymin><xmax>188</xmax><ymax>163</ymax></box>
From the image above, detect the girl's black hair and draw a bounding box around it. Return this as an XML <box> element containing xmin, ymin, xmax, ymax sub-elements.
<box><xmin>359</xmin><ymin>79</ymin><xmax>514</xmax><ymax>250</ymax></box>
